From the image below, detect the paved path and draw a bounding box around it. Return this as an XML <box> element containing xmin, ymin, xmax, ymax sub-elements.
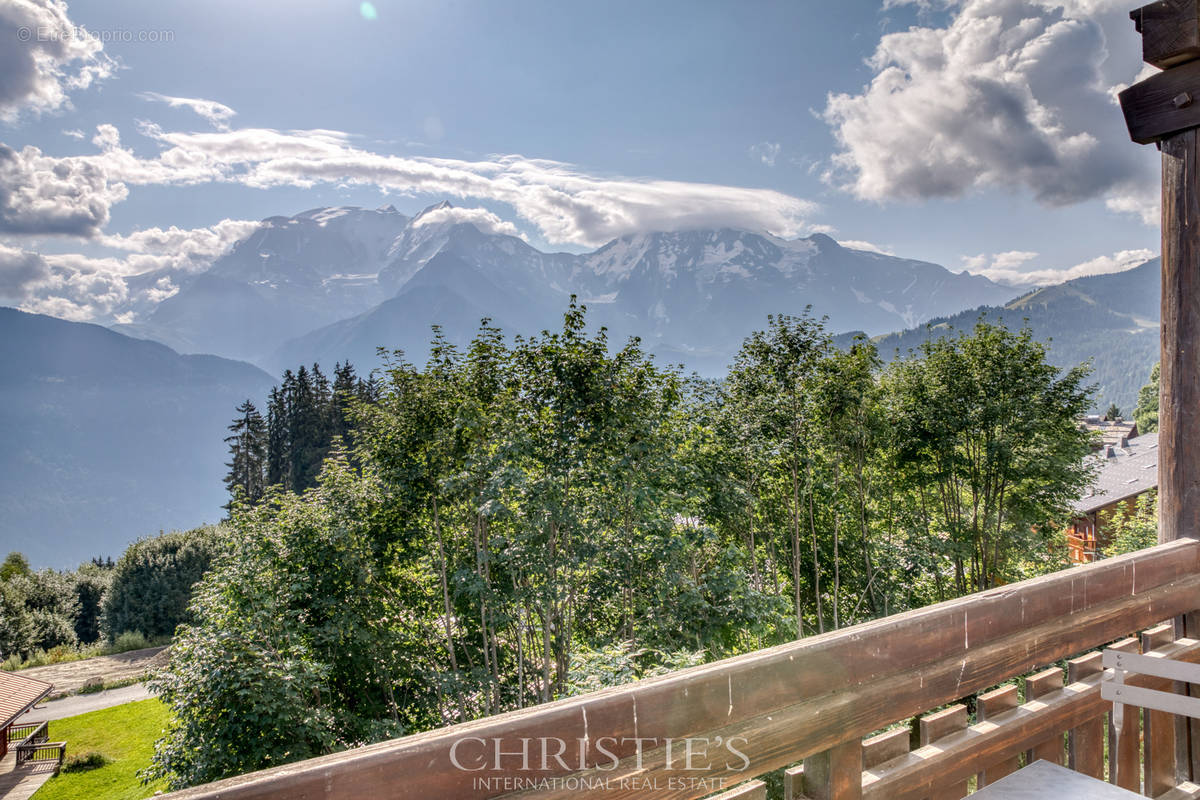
<box><xmin>15</xmin><ymin>646</ymin><xmax>168</xmax><ymax>695</ymax></box>
<box><xmin>0</xmin><ymin>753</ymin><xmax>56</xmax><ymax>800</ymax></box>
<box><xmin>32</xmin><ymin>683</ymin><xmax>153</xmax><ymax>721</ymax></box>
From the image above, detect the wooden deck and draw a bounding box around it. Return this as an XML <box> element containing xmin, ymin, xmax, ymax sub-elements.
<box><xmin>0</xmin><ymin>752</ymin><xmax>57</xmax><ymax>800</ymax></box>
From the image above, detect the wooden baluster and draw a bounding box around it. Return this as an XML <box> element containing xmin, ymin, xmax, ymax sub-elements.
<box><xmin>1143</xmin><ymin>623</ymin><xmax>1179</xmax><ymax>797</ymax></box>
<box><xmin>1067</xmin><ymin>652</ymin><xmax>1105</xmax><ymax>779</ymax></box>
<box><xmin>784</xmin><ymin>764</ymin><xmax>807</xmax><ymax>800</ymax></box>
<box><xmin>977</xmin><ymin>684</ymin><xmax>1020</xmax><ymax>786</ymax></box>
<box><xmin>862</xmin><ymin>728</ymin><xmax>910</xmax><ymax>771</ymax></box>
<box><xmin>802</xmin><ymin>740</ymin><xmax>863</xmax><ymax>800</ymax></box>
<box><xmin>1108</xmin><ymin>636</ymin><xmax>1142</xmax><ymax>792</ymax></box>
<box><xmin>1025</xmin><ymin>667</ymin><xmax>1065</xmax><ymax>766</ymax></box>
<box><xmin>920</xmin><ymin>704</ymin><xmax>967</xmax><ymax>800</ymax></box>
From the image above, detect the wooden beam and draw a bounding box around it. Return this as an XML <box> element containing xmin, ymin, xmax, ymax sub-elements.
<box><xmin>1120</xmin><ymin>59</ymin><xmax>1200</xmax><ymax>144</ymax></box>
<box><xmin>1132</xmin><ymin>0</ymin><xmax>1200</xmax><ymax>69</ymax></box>
<box><xmin>1160</xmin><ymin>128</ymin><xmax>1200</xmax><ymax>543</ymax></box>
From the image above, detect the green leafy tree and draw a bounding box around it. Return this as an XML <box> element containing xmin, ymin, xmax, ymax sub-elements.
<box><xmin>1134</xmin><ymin>362</ymin><xmax>1159</xmax><ymax>434</ymax></box>
<box><xmin>884</xmin><ymin>322</ymin><xmax>1094</xmax><ymax>593</ymax></box>
<box><xmin>0</xmin><ymin>552</ymin><xmax>31</xmax><ymax>582</ymax></box>
<box><xmin>1102</xmin><ymin>490</ymin><xmax>1158</xmax><ymax>557</ymax></box>
<box><xmin>145</xmin><ymin>457</ymin><xmax>409</xmax><ymax>789</ymax></box>
<box><xmin>101</xmin><ymin>527</ymin><xmax>224</xmax><ymax>640</ymax></box>
<box><xmin>1105</xmin><ymin>402</ymin><xmax>1122</xmax><ymax>421</ymax></box>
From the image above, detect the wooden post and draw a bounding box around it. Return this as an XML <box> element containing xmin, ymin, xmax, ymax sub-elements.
<box><xmin>1122</xmin><ymin>3</ymin><xmax>1200</xmax><ymax>783</ymax></box>
<box><xmin>1121</xmin><ymin>2</ymin><xmax>1200</xmax><ymax>545</ymax></box>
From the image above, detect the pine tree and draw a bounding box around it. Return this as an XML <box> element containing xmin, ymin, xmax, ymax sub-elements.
<box><xmin>224</xmin><ymin>400</ymin><xmax>267</xmax><ymax>509</ymax></box>
<box><xmin>266</xmin><ymin>386</ymin><xmax>289</xmax><ymax>488</ymax></box>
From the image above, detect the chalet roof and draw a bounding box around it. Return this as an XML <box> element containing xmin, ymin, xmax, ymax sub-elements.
<box><xmin>1073</xmin><ymin>431</ymin><xmax>1158</xmax><ymax>516</ymax></box>
<box><xmin>0</xmin><ymin>671</ymin><xmax>52</xmax><ymax>730</ymax></box>
<box><xmin>1081</xmin><ymin>416</ymin><xmax>1139</xmax><ymax>450</ymax></box>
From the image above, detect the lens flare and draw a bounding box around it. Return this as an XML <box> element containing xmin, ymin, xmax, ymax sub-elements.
<box><xmin>360</xmin><ymin>2</ymin><xmax>378</xmax><ymax>21</ymax></box>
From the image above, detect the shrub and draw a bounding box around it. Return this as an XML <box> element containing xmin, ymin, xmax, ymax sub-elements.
<box><xmin>102</xmin><ymin>526</ymin><xmax>225</xmax><ymax>641</ymax></box>
<box><xmin>63</xmin><ymin>751</ymin><xmax>110</xmax><ymax>773</ymax></box>
<box><xmin>111</xmin><ymin>631</ymin><xmax>150</xmax><ymax>653</ymax></box>
<box><xmin>79</xmin><ymin>677</ymin><xmax>105</xmax><ymax>694</ymax></box>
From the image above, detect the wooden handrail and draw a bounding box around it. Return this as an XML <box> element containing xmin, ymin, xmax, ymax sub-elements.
<box><xmin>161</xmin><ymin>539</ymin><xmax>1200</xmax><ymax>800</ymax></box>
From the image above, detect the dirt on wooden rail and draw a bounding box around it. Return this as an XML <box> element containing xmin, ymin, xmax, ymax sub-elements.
<box><xmin>12</xmin><ymin>646</ymin><xmax>169</xmax><ymax>696</ymax></box>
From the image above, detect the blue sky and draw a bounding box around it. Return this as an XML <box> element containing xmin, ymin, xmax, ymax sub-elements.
<box><xmin>0</xmin><ymin>0</ymin><xmax>1164</xmax><ymax>321</ymax></box>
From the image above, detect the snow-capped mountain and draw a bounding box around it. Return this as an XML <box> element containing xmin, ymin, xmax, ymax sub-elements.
<box><xmin>113</xmin><ymin>205</ymin><xmax>411</xmax><ymax>362</ymax></box>
<box><xmin>112</xmin><ymin>201</ymin><xmax>1022</xmax><ymax>373</ymax></box>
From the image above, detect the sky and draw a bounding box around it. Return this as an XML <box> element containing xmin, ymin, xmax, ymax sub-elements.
<box><xmin>0</xmin><ymin>0</ymin><xmax>1167</xmax><ymax>322</ymax></box>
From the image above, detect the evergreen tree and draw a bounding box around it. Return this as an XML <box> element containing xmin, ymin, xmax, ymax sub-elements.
<box><xmin>223</xmin><ymin>400</ymin><xmax>267</xmax><ymax>510</ymax></box>
<box><xmin>266</xmin><ymin>386</ymin><xmax>289</xmax><ymax>488</ymax></box>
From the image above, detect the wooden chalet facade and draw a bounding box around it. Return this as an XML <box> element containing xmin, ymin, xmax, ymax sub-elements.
<box><xmin>1068</xmin><ymin>431</ymin><xmax>1159</xmax><ymax>563</ymax></box>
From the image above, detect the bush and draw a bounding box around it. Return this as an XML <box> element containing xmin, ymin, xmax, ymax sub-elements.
<box><xmin>102</xmin><ymin>527</ymin><xmax>225</xmax><ymax>641</ymax></box>
<box><xmin>63</xmin><ymin>751</ymin><xmax>110</xmax><ymax>773</ymax></box>
<box><xmin>79</xmin><ymin>677</ymin><xmax>105</xmax><ymax>695</ymax></box>
<box><xmin>111</xmin><ymin>631</ymin><xmax>150</xmax><ymax>653</ymax></box>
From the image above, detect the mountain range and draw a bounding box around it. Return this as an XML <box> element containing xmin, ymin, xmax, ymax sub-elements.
<box><xmin>0</xmin><ymin>308</ymin><xmax>274</xmax><ymax>566</ymax></box>
<box><xmin>112</xmin><ymin>202</ymin><xmax>1022</xmax><ymax>376</ymax></box>
<box><xmin>847</xmin><ymin>257</ymin><xmax>1161</xmax><ymax>413</ymax></box>
<box><xmin>4</xmin><ymin>202</ymin><xmax>1162</xmax><ymax>565</ymax></box>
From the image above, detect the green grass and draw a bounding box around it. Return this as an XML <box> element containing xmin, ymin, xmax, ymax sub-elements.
<box><xmin>32</xmin><ymin>698</ymin><xmax>170</xmax><ymax>800</ymax></box>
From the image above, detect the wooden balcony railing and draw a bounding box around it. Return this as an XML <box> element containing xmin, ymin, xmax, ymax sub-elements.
<box><xmin>163</xmin><ymin>538</ymin><xmax>1200</xmax><ymax>800</ymax></box>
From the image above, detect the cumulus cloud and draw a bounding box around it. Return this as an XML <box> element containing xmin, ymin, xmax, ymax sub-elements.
<box><xmin>410</xmin><ymin>205</ymin><xmax>525</xmax><ymax>239</ymax></box>
<box><xmin>0</xmin><ymin>0</ymin><xmax>115</xmax><ymax>121</ymax></box>
<box><xmin>0</xmin><ymin>242</ymin><xmax>51</xmax><ymax>299</ymax></box>
<box><xmin>749</xmin><ymin>141</ymin><xmax>781</xmax><ymax>167</ymax></box>
<box><xmin>0</xmin><ymin>141</ymin><xmax>128</xmax><ymax>236</ymax></box>
<box><xmin>823</xmin><ymin>0</ymin><xmax>1157</xmax><ymax>222</ymax></box>
<box><xmin>12</xmin><ymin>218</ymin><xmax>255</xmax><ymax>320</ymax></box>
<box><xmin>963</xmin><ymin>247</ymin><xmax>1154</xmax><ymax>285</ymax></box>
<box><xmin>140</xmin><ymin>92</ymin><xmax>237</xmax><ymax>130</ymax></box>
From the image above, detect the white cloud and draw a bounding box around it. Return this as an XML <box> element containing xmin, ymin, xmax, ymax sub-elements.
<box><xmin>964</xmin><ymin>247</ymin><xmax>1154</xmax><ymax>285</ymax></box>
<box><xmin>13</xmin><ymin>218</ymin><xmax>256</xmax><ymax>320</ymax></box>
<box><xmin>749</xmin><ymin>141</ymin><xmax>781</xmax><ymax>167</ymax></box>
<box><xmin>823</xmin><ymin>0</ymin><xmax>1157</xmax><ymax>224</ymax></box>
<box><xmin>410</xmin><ymin>205</ymin><xmax>524</xmax><ymax>239</ymax></box>
<box><xmin>0</xmin><ymin>0</ymin><xmax>116</xmax><ymax>121</ymax></box>
<box><xmin>840</xmin><ymin>239</ymin><xmax>896</xmax><ymax>255</ymax></box>
<box><xmin>140</xmin><ymin>92</ymin><xmax>237</xmax><ymax>130</ymax></box>
<box><xmin>62</xmin><ymin>128</ymin><xmax>84</xmax><ymax>140</ymax></box>
<box><xmin>0</xmin><ymin>242</ymin><xmax>51</xmax><ymax>299</ymax></box>
<box><xmin>0</xmin><ymin>141</ymin><xmax>128</xmax><ymax>236</ymax></box>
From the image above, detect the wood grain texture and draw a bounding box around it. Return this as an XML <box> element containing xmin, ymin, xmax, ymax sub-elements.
<box><xmin>1026</xmin><ymin>667</ymin><xmax>1066</xmax><ymax>767</ymax></box>
<box><xmin>802</xmin><ymin>740</ymin><xmax>862</xmax><ymax>800</ymax></box>
<box><xmin>1160</xmin><ymin>128</ymin><xmax>1200</xmax><ymax>541</ymax></box>
<box><xmin>1121</xmin><ymin>60</ymin><xmax>1200</xmax><ymax>144</ymax></box>
<box><xmin>977</xmin><ymin>685</ymin><xmax>1020</xmax><ymax>786</ymax></box>
<box><xmin>156</xmin><ymin>541</ymin><xmax>1200</xmax><ymax>800</ymax></box>
<box><xmin>1067</xmin><ymin>652</ymin><xmax>1106</xmax><ymax>779</ymax></box>
<box><xmin>920</xmin><ymin>706</ymin><xmax>968</xmax><ymax>800</ymax></box>
<box><xmin>783</xmin><ymin>764</ymin><xmax>806</xmax><ymax>800</ymax></box>
<box><xmin>1145</xmin><ymin>624</ymin><xmax>1181</xmax><ymax>796</ymax></box>
<box><xmin>707</xmin><ymin>780</ymin><xmax>766</xmax><ymax>800</ymax></box>
<box><xmin>861</xmin><ymin>728</ymin><xmax>909</xmax><ymax>770</ymax></box>
<box><xmin>1109</xmin><ymin>637</ymin><xmax>1143</xmax><ymax>793</ymax></box>
<box><xmin>861</xmin><ymin>638</ymin><xmax>1200</xmax><ymax>800</ymax></box>
<box><xmin>1133</xmin><ymin>0</ymin><xmax>1200</xmax><ymax>69</ymax></box>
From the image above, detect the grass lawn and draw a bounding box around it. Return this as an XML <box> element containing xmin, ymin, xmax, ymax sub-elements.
<box><xmin>33</xmin><ymin>698</ymin><xmax>170</xmax><ymax>800</ymax></box>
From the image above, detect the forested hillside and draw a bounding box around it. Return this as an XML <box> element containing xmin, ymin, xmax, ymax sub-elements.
<box><xmin>848</xmin><ymin>259</ymin><xmax>1161</xmax><ymax>413</ymax></box>
<box><xmin>0</xmin><ymin>309</ymin><xmax>275</xmax><ymax>565</ymax></box>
